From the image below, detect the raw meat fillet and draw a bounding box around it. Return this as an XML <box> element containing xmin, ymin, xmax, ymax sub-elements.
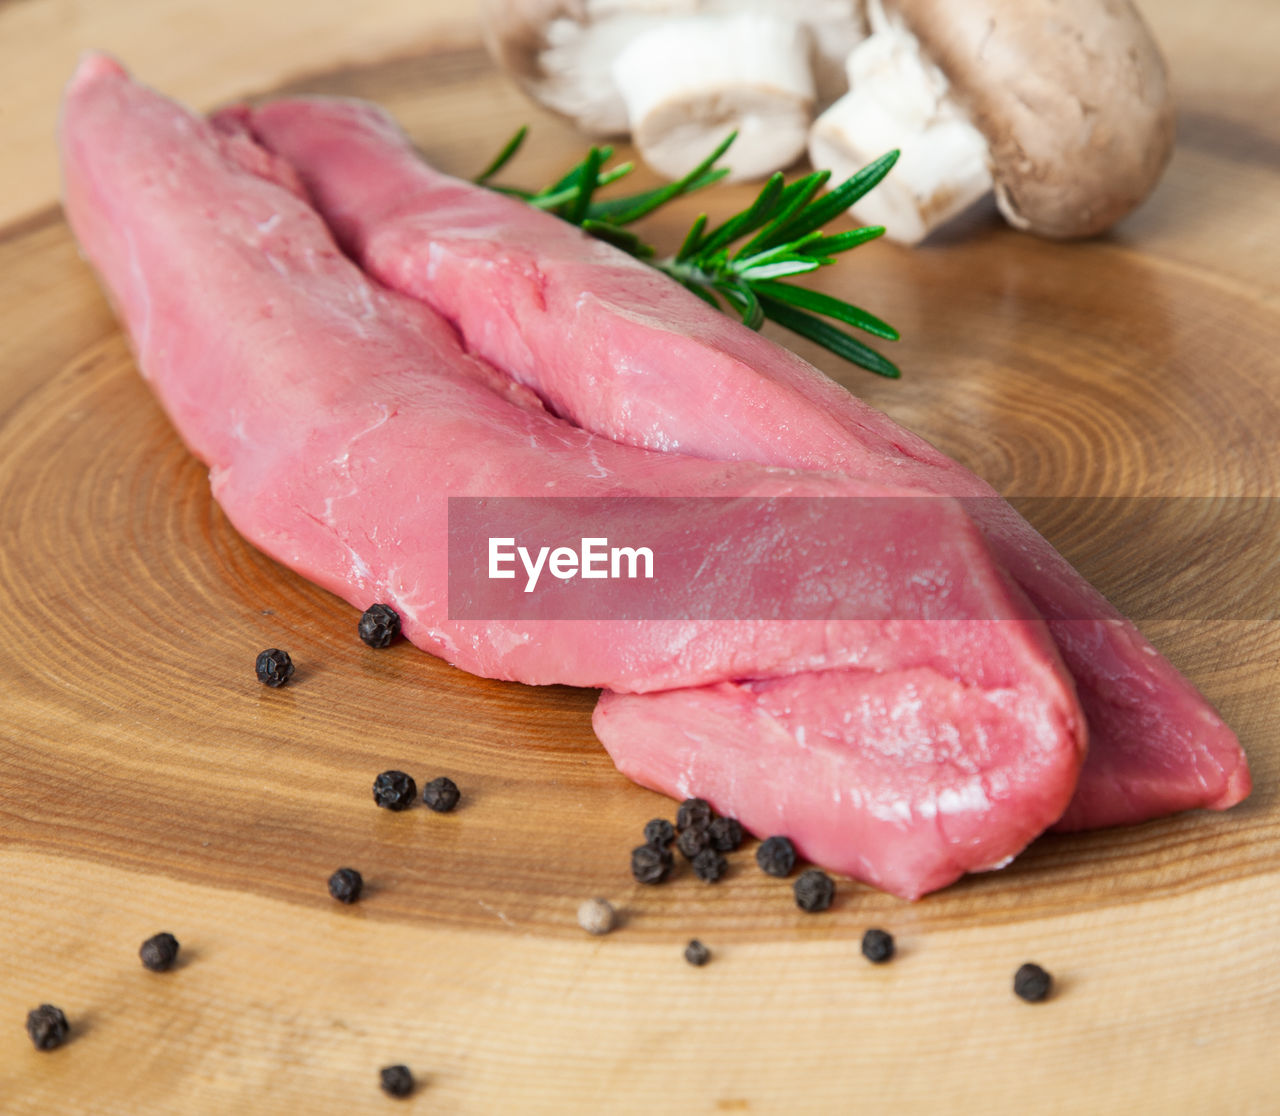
<box><xmin>241</xmin><ymin>97</ymin><xmax>1250</xmax><ymax>831</ymax></box>
<box><xmin>596</xmin><ymin>670</ymin><xmax>1084</xmax><ymax>898</ymax></box>
<box><xmin>59</xmin><ymin>56</ymin><xmax>1086</xmax><ymax>897</ymax></box>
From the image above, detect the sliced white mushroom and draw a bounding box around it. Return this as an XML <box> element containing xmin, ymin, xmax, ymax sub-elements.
<box><xmin>698</xmin><ymin>0</ymin><xmax>867</xmax><ymax>108</ymax></box>
<box><xmin>531</xmin><ymin>0</ymin><xmax>696</xmax><ymax>135</ymax></box>
<box><xmin>481</xmin><ymin>0</ymin><xmax>866</xmax><ymax>180</ymax></box>
<box><xmin>612</xmin><ymin>14</ymin><xmax>816</xmax><ymax>182</ymax></box>
<box><xmin>809</xmin><ymin>0</ymin><xmax>990</xmax><ymax>244</ymax></box>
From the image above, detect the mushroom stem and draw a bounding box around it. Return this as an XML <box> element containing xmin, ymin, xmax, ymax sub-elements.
<box><xmin>808</xmin><ymin>0</ymin><xmax>991</xmax><ymax>244</ymax></box>
<box><xmin>611</xmin><ymin>14</ymin><xmax>816</xmax><ymax>183</ymax></box>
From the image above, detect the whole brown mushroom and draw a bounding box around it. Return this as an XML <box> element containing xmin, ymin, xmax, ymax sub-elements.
<box><xmin>809</xmin><ymin>0</ymin><xmax>1175</xmax><ymax>242</ymax></box>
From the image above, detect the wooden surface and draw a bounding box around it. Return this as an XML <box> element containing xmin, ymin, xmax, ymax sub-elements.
<box><xmin>2</xmin><ymin>1</ymin><xmax>1278</xmax><ymax>1111</ymax></box>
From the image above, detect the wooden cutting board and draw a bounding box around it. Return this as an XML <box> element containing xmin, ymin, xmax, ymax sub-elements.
<box><xmin>2</xmin><ymin>5</ymin><xmax>1278</xmax><ymax>1112</ymax></box>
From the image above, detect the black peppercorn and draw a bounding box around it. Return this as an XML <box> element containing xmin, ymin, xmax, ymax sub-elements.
<box><xmin>643</xmin><ymin>818</ymin><xmax>675</xmax><ymax>847</ymax></box>
<box><xmin>692</xmin><ymin>847</ymin><xmax>728</xmax><ymax>883</ymax></box>
<box><xmin>684</xmin><ymin>939</ymin><xmax>711</xmax><ymax>967</ymax></box>
<box><xmin>26</xmin><ymin>1004</ymin><xmax>69</xmax><ymax>1051</ymax></box>
<box><xmin>676</xmin><ymin>825</ymin><xmax>711</xmax><ymax>860</ymax></box>
<box><xmin>631</xmin><ymin>843</ymin><xmax>673</xmax><ymax>884</ymax></box>
<box><xmin>756</xmin><ymin>835</ymin><xmax>796</xmax><ymax>878</ymax></box>
<box><xmin>676</xmin><ymin>797</ymin><xmax>713</xmax><ymax>832</ymax></box>
<box><xmin>379</xmin><ymin>1064</ymin><xmax>415</xmax><ymax>1098</ymax></box>
<box><xmin>708</xmin><ymin>816</ymin><xmax>743</xmax><ymax>852</ymax></box>
<box><xmin>328</xmin><ymin>867</ymin><xmax>363</xmax><ymax>904</ymax></box>
<box><xmin>793</xmin><ymin>868</ymin><xmax>834</xmax><ymax>912</ymax></box>
<box><xmin>373</xmin><ymin>770</ymin><xmax>417</xmax><ymax>811</ymax></box>
<box><xmin>422</xmin><ymin>776</ymin><xmax>460</xmax><ymax>813</ymax></box>
<box><xmin>139</xmin><ymin>932</ymin><xmax>180</xmax><ymax>972</ymax></box>
<box><xmin>255</xmin><ymin>648</ymin><xmax>294</xmax><ymax>687</ymax></box>
<box><xmin>861</xmin><ymin>928</ymin><xmax>894</xmax><ymax>964</ymax></box>
<box><xmin>358</xmin><ymin>603</ymin><xmax>401</xmax><ymax>648</ymax></box>
<box><xmin>1013</xmin><ymin>962</ymin><xmax>1053</xmax><ymax>1003</ymax></box>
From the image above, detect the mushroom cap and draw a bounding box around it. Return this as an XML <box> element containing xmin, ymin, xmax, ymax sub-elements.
<box><xmin>887</xmin><ymin>0</ymin><xmax>1176</xmax><ymax>238</ymax></box>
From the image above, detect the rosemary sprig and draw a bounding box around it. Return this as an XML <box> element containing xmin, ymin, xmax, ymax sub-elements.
<box><xmin>476</xmin><ymin>130</ymin><xmax>901</xmax><ymax>377</ymax></box>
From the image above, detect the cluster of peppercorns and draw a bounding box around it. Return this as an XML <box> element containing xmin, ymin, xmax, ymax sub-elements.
<box><xmin>623</xmin><ymin>802</ymin><xmax>910</xmax><ymax>971</ymax></box>
<box><xmin>631</xmin><ymin>800</ymin><xmax>839</xmax><ymax>915</ymax></box>
<box><xmin>631</xmin><ymin>797</ymin><xmax>747</xmax><ymax>889</ymax></box>
<box><xmin>629</xmin><ymin>799</ymin><xmax>813</xmax><ymax>965</ymax></box>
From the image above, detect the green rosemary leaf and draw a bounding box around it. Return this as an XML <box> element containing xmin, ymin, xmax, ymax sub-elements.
<box><xmin>738</xmin><ymin>170</ymin><xmax>831</xmax><ymax>258</ymax></box>
<box><xmin>796</xmin><ymin>149</ymin><xmax>899</xmax><ymax>226</ymax></box>
<box><xmin>716</xmin><ymin>280</ymin><xmax>765</xmax><ymax>330</ymax></box>
<box><xmin>736</xmin><ymin>258</ymin><xmax>823</xmax><ymax>282</ymax></box>
<box><xmin>580</xmin><ymin>219</ymin><xmax>656</xmax><ymax>258</ymax></box>
<box><xmin>527</xmin><ymin>184</ymin><xmax>581</xmax><ymax>211</ymax></box>
<box><xmin>586</xmin><ymin>167</ymin><xmax>729</xmax><ymax>222</ymax></box>
<box><xmin>595</xmin><ymin>131</ymin><xmax>737</xmax><ymax>225</ymax></box>
<box><xmin>549</xmin><ymin>145</ymin><xmax>614</xmax><ymax>194</ymax></box>
<box><xmin>731</xmin><ymin>235</ymin><xmax>823</xmax><ymax>272</ymax></box>
<box><xmin>752</xmin><ymin>280</ymin><xmax>900</xmax><ymax>341</ymax></box>
<box><xmin>486</xmin><ymin>184</ymin><xmax>537</xmax><ymax>200</ymax></box>
<box><xmin>474</xmin><ymin>125</ymin><xmax>528</xmax><ymax>184</ymax></box>
<box><xmin>695</xmin><ymin>172</ymin><xmax>788</xmax><ymax>259</ymax></box>
<box><xmin>771</xmin><ymin>170</ymin><xmax>831</xmax><ymax>219</ymax></box>
<box><xmin>797</xmin><ymin>226</ymin><xmax>886</xmax><ymax>257</ymax></box>
<box><xmin>675</xmin><ymin>214</ymin><xmax>710</xmax><ymax>263</ymax></box>
<box><xmin>528</xmin><ymin>157</ymin><xmax>635</xmax><ymax>213</ymax></box>
<box><xmin>594</xmin><ymin>162</ymin><xmax>638</xmax><ymax>190</ymax></box>
<box><xmin>757</xmin><ymin>294</ymin><xmax>901</xmax><ymax>377</ymax></box>
<box><xmin>567</xmin><ymin>147</ymin><xmax>605</xmax><ymax>224</ymax></box>
<box><xmin>729</xmin><ymin>242</ymin><xmax>792</xmax><ymax>271</ymax></box>
<box><xmin>757</xmin><ymin>150</ymin><xmax>900</xmax><ymax>249</ymax></box>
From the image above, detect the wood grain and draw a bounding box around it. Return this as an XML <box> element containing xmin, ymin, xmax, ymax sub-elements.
<box><xmin>2</xmin><ymin>4</ymin><xmax>1278</xmax><ymax>1112</ymax></box>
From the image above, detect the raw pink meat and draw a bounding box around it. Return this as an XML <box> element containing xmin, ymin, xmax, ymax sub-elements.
<box><xmin>59</xmin><ymin>56</ymin><xmax>1086</xmax><ymax>897</ymax></box>
<box><xmin>597</xmin><ymin>670</ymin><xmax>1084</xmax><ymax>898</ymax></box>
<box><xmin>241</xmin><ymin>97</ymin><xmax>1250</xmax><ymax>831</ymax></box>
